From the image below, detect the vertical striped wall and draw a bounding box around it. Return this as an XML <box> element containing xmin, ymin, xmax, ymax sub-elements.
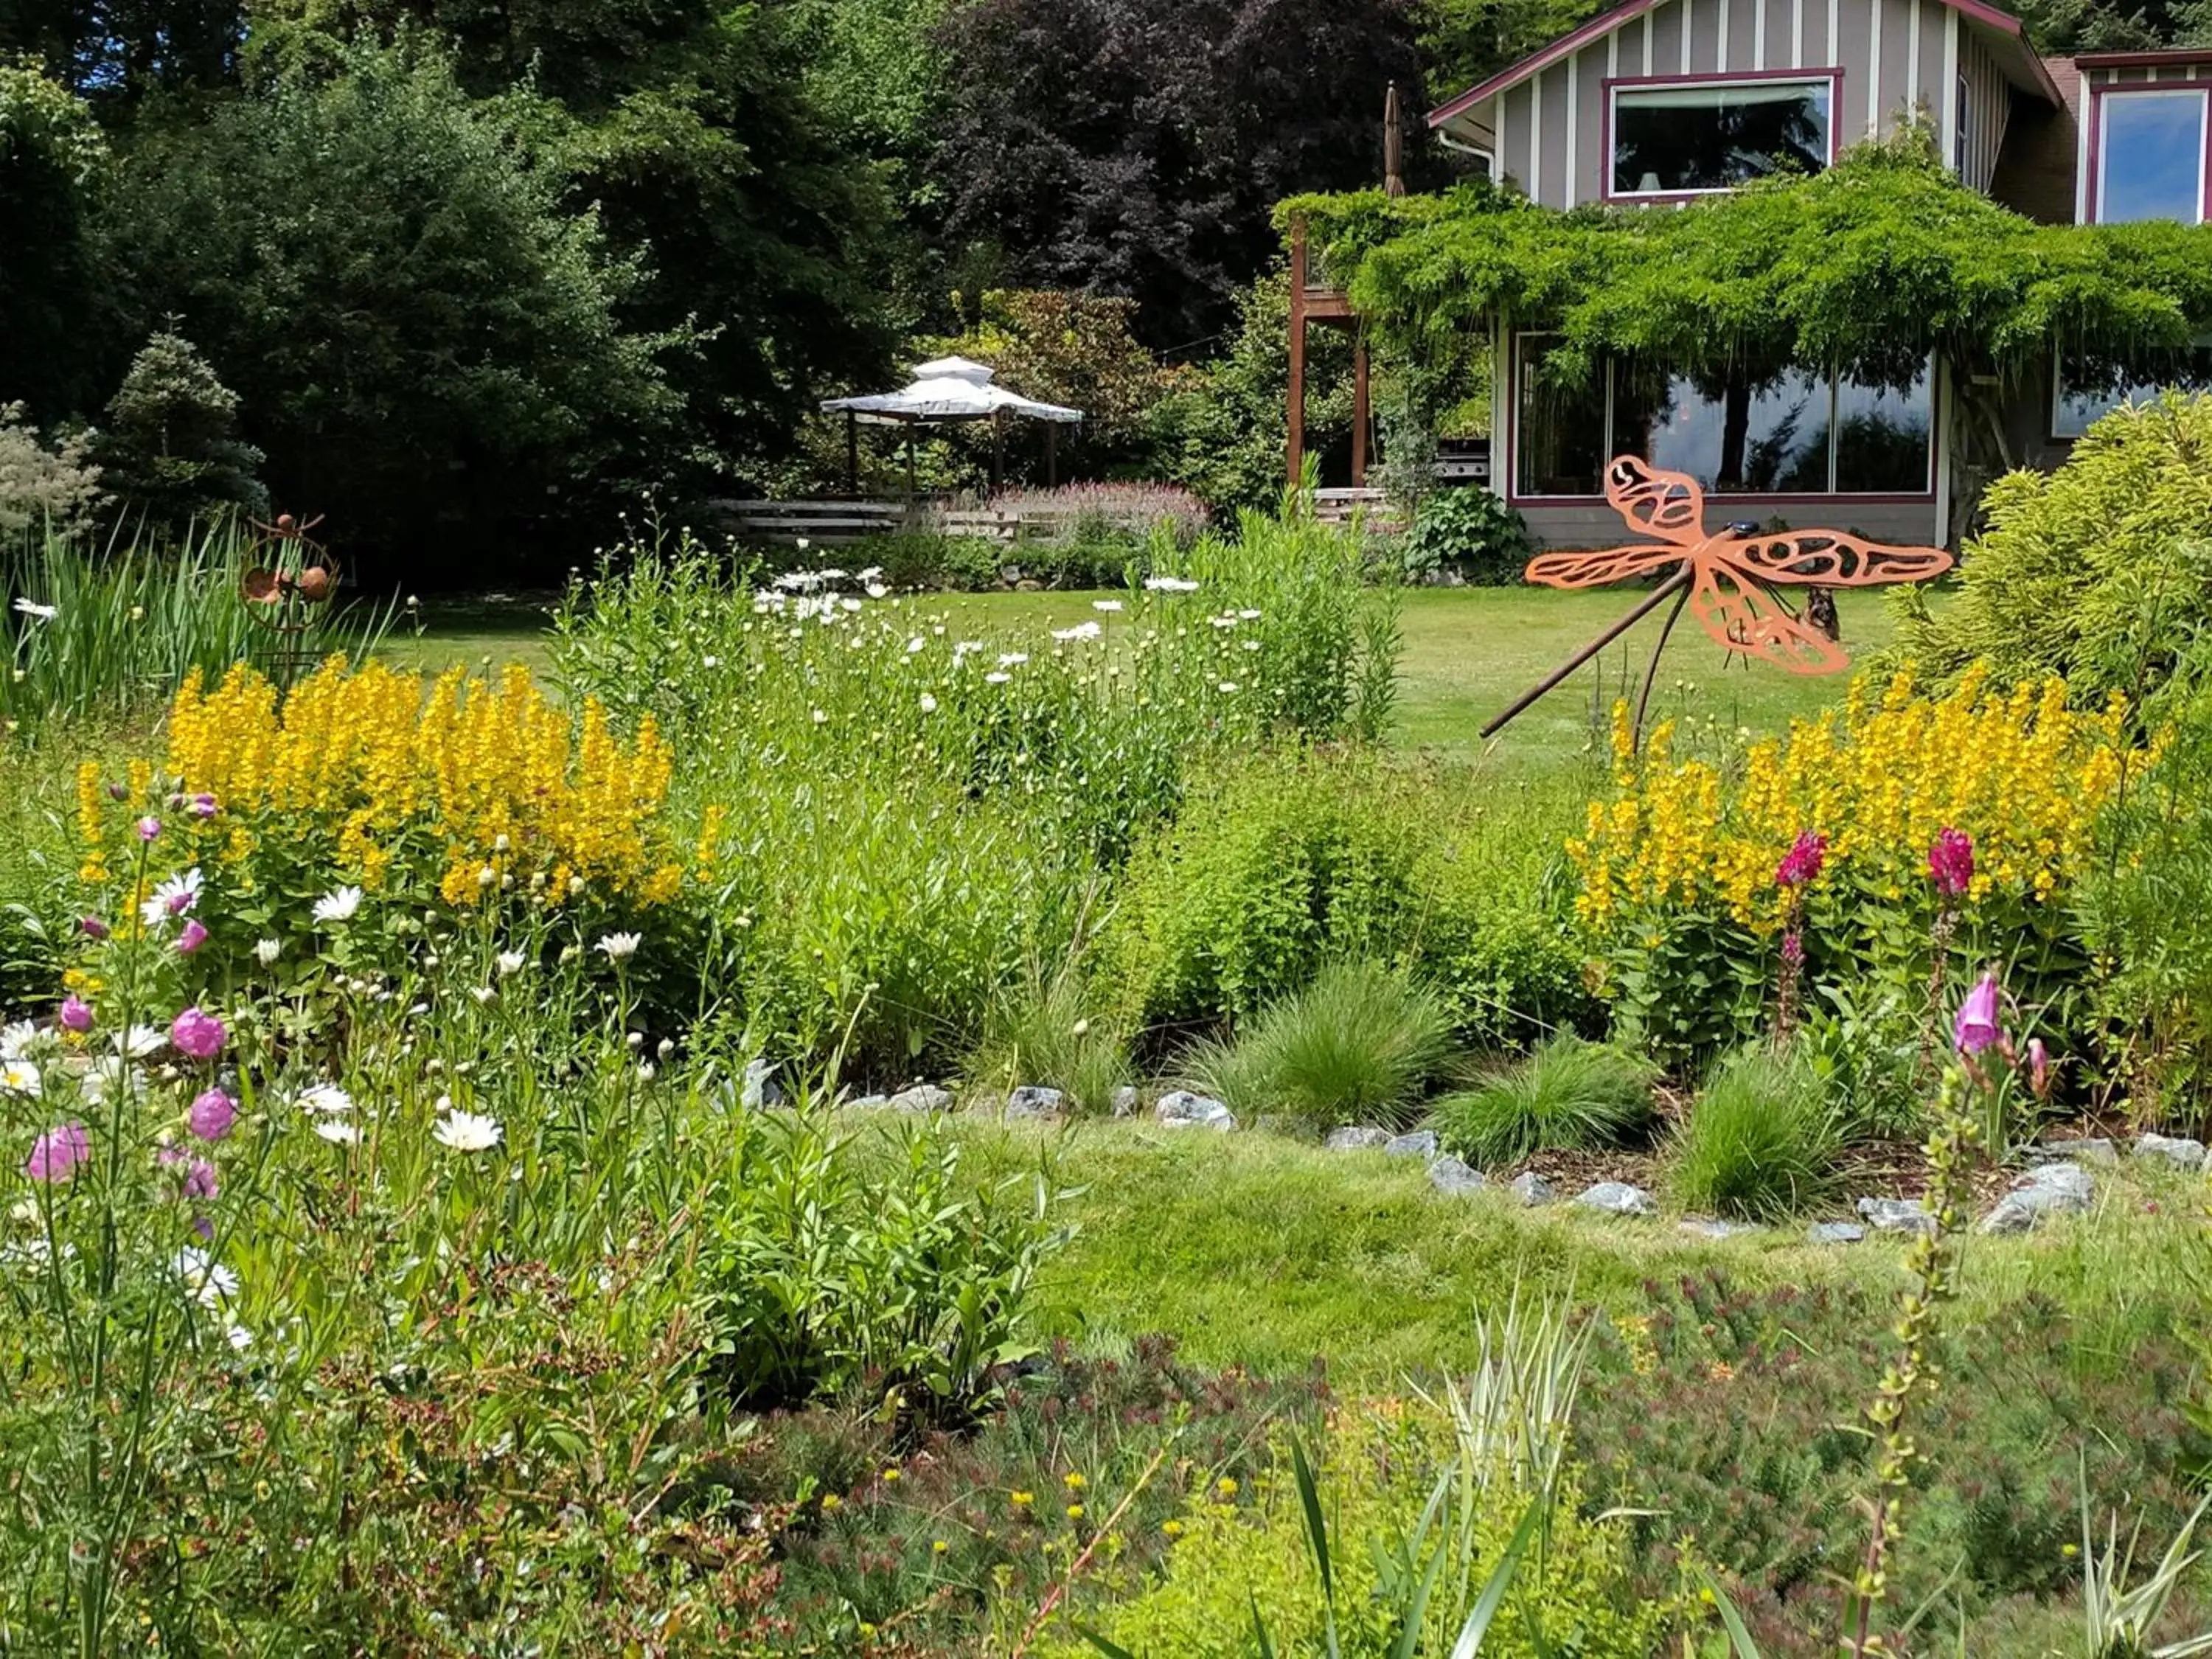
<box><xmin>1489</xmin><ymin>0</ymin><xmax>1957</xmax><ymax>207</ymax></box>
<box><xmin>1954</xmin><ymin>27</ymin><xmax>2011</xmax><ymax>190</ymax></box>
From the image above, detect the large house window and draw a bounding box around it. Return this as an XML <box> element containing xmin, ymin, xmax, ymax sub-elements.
<box><xmin>2094</xmin><ymin>89</ymin><xmax>2208</xmax><ymax>223</ymax></box>
<box><xmin>1512</xmin><ymin>335</ymin><xmax>1933</xmax><ymax>498</ymax></box>
<box><xmin>2053</xmin><ymin>344</ymin><xmax>2212</xmax><ymax>437</ymax></box>
<box><xmin>1611</xmin><ymin>77</ymin><xmax>1832</xmax><ymax>197</ymax></box>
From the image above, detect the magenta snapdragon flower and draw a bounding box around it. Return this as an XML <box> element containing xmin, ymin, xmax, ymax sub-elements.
<box><xmin>169</xmin><ymin>1006</ymin><xmax>226</xmax><ymax>1061</ymax></box>
<box><xmin>1927</xmin><ymin>827</ymin><xmax>1975</xmax><ymax>900</ymax></box>
<box><xmin>25</xmin><ymin>1121</ymin><xmax>89</xmax><ymax>1182</ymax></box>
<box><xmin>1954</xmin><ymin>973</ymin><xmax>2003</xmax><ymax>1056</ymax></box>
<box><xmin>187</xmin><ymin>1088</ymin><xmax>235</xmax><ymax>1141</ymax></box>
<box><xmin>2028</xmin><ymin>1037</ymin><xmax>2052</xmax><ymax>1099</ymax></box>
<box><xmin>188</xmin><ymin>793</ymin><xmax>218</xmax><ymax>820</ymax></box>
<box><xmin>1775</xmin><ymin>830</ymin><xmax>1828</xmax><ymax>890</ymax></box>
<box><xmin>58</xmin><ymin>994</ymin><xmax>93</xmax><ymax>1034</ymax></box>
<box><xmin>175</xmin><ymin>919</ymin><xmax>209</xmax><ymax>956</ymax></box>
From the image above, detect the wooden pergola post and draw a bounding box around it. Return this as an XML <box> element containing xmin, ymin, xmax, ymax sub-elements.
<box><xmin>1351</xmin><ymin>335</ymin><xmax>1370</xmax><ymax>487</ymax></box>
<box><xmin>1046</xmin><ymin>422</ymin><xmax>1058</xmax><ymax>487</ymax></box>
<box><xmin>1287</xmin><ymin>223</ymin><xmax>1310</xmax><ymax>485</ymax></box>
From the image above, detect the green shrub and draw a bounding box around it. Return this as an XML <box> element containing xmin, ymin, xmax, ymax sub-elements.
<box><xmin>1398</xmin><ymin>485</ymin><xmax>1530</xmax><ymax>585</ymax></box>
<box><xmin>1180</xmin><ymin>959</ymin><xmax>1453</xmax><ymax>1129</ymax></box>
<box><xmin>1100</xmin><ymin>751</ymin><xmax>1594</xmax><ymax>1040</ymax></box>
<box><xmin>1430</xmin><ymin>1034</ymin><xmax>1658</xmax><ymax>1167</ymax></box>
<box><xmin>706</xmin><ymin>1110</ymin><xmax>1068</xmax><ymax>1419</ymax></box>
<box><xmin>1667</xmin><ymin>1044</ymin><xmax>1841</xmax><ymax>1220</ymax></box>
<box><xmin>1043</xmin><ymin>1403</ymin><xmax>1663</xmax><ymax>1658</ymax></box>
<box><xmin>830</xmin><ymin>528</ymin><xmax>1005</xmax><ymax>590</ymax></box>
<box><xmin>1888</xmin><ymin>393</ymin><xmax>2212</xmax><ymax>699</ymax></box>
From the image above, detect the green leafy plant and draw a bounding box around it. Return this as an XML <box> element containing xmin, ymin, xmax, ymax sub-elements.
<box><xmin>970</xmin><ymin>951</ymin><xmax>1133</xmax><ymax>1116</ymax></box>
<box><xmin>1669</xmin><ymin>1044</ymin><xmax>1843</xmax><ymax>1220</ymax></box>
<box><xmin>1430</xmin><ymin>1034</ymin><xmax>1658</xmax><ymax>1167</ymax></box>
<box><xmin>1180</xmin><ymin>959</ymin><xmax>1455</xmax><ymax>1129</ymax></box>
<box><xmin>1398</xmin><ymin>487</ymin><xmax>1531</xmax><ymax>585</ymax></box>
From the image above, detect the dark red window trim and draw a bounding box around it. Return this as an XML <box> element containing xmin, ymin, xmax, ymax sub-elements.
<box><xmin>2082</xmin><ymin>77</ymin><xmax>2212</xmax><ymax>225</ymax></box>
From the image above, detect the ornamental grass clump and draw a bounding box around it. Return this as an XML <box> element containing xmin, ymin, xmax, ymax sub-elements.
<box><xmin>1430</xmin><ymin>1033</ymin><xmax>1658</xmax><ymax>1168</ymax></box>
<box><xmin>1668</xmin><ymin>1043</ymin><xmax>1840</xmax><ymax>1220</ymax></box>
<box><xmin>1178</xmin><ymin>959</ymin><xmax>1453</xmax><ymax>1129</ymax></box>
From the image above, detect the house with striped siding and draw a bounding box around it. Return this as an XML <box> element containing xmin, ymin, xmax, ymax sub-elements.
<box><xmin>1290</xmin><ymin>0</ymin><xmax>2212</xmax><ymax>549</ymax></box>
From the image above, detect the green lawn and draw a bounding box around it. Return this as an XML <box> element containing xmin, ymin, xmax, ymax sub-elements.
<box><xmin>392</xmin><ymin>582</ymin><xmax>1921</xmax><ymax>771</ymax></box>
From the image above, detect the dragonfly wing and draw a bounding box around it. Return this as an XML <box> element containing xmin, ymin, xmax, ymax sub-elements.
<box><xmin>1524</xmin><ymin>544</ymin><xmax>1683</xmax><ymax>589</ymax></box>
<box><xmin>1604</xmin><ymin>456</ymin><xmax>1705</xmax><ymax>546</ymax></box>
<box><xmin>1688</xmin><ymin>560</ymin><xmax>1852</xmax><ymax>675</ymax></box>
<box><xmin>1727</xmin><ymin>531</ymin><xmax>1954</xmax><ymax>586</ymax></box>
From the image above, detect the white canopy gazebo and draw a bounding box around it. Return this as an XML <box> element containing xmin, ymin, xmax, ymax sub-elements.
<box><xmin>821</xmin><ymin>356</ymin><xmax>1084</xmax><ymax>496</ymax></box>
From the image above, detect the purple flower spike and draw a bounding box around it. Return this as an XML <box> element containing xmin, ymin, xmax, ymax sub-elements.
<box><xmin>1954</xmin><ymin>973</ymin><xmax>2003</xmax><ymax>1057</ymax></box>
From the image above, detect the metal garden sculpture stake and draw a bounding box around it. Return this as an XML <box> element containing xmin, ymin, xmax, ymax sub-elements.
<box><xmin>239</xmin><ymin>512</ymin><xmax>340</xmax><ymax>692</ymax></box>
<box><xmin>1481</xmin><ymin>456</ymin><xmax>1955</xmax><ymax>748</ymax></box>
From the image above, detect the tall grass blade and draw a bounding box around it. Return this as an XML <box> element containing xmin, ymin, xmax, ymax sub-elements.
<box><xmin>1447</xmin><ymin>1494</ymin><xmax>1542</xmax><ymax>1659</ymax></box>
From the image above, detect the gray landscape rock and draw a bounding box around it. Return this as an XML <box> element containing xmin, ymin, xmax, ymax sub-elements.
<box><xmin>1807</xmin><ymin>1221</ymin><xmax>1865</xmax><ymax>1245</ymax></box>
<box><xmin>2030</xmin><ymin>1137</ymin><xmax>2117</xmax><ymax>1164</ymax></box>
<box><xmin>1857</xmin><ymin>1196</ymin><xmax>1935</xmax><ymax>1235</ymax></box>
<box><xmin>1324</xmin><ymin>1126</ymin><xmax>1390</xmax><ymax>1152</ymax></box>
<box><xmin>1385</xmin><ymin>1130</ymin><xmax>1438</xmax><ymax>1160</ymax></box>
<box><xmin>886</xmin><ymin>1084</ymin><xmax>954</xmax><ymax>1115</ymax></box>
<box><xmin>1427</xmin><ymin>1155</ymin><xmax>1487</xmax><ymax>1197</ymax></box>
<box><xmin>1679</xmin><ymin>1217</ymin><xmax>1756</xmax><ymax>1240</ymax></box>
<box><xmin>1509</xmin><ymin>1172</ymin><xmax>1558</xmax><ymax>1207</ymax></box>
<box><xmin>1574</xmin><ymin>1180</ymin><xmax>1657</xmax><ymax>1217</ymax></box>
<box><xmin>1155</xmin><ymin>1090</ymin><xmax>1237</xmax><ymax>1132</ymax></box>
<box><xmin>845</xmin><ymin>1093</ymin><xmax>890</xmax><ymax>1111</ymax></box>
<box><xmin>2135</xmin><ymin>1132</ymin><xmax>2207</xmax><ymax>1169</ymax></box>
<box><xmin>1981</xmin><ymin>1161</ymin><xmax>2095</xmax><ymax>1234</ymax></box>
<box><xmin>740</xmin><ymin>1057</ymin><xmax>782</xmax><ymax>1111</ymax></box>
<box><xmin>1110</xmin><ymin>1086</ymin><xmax>1140</xmax><ymax>1119</ymax></box>
<box><xmin>1004</xmin><ymin>1085</ymin><xmax>1065</xmax><ymax>1119</ymax></box>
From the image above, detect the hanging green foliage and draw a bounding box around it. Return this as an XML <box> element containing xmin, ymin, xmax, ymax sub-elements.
<box><xmin>1282</xmin><ymin>130</ymin><xmax>2212</xmax><ymax>395</ymax></box>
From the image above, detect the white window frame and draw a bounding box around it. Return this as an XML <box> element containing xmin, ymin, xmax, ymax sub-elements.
<box><xmin>2093</xmin><ymin>87</ymin><xmax>2209</xmax><ymax>226</ymax></box>
<box><xmin>1608</xmin><ymin>74</ymin><xmax>1836</xmax><ymax>200</ymax></box>
<box><xmin>1953</xmin><ymin>73</ymin><xmax>1972</xmax><ymax>175</ymax></box>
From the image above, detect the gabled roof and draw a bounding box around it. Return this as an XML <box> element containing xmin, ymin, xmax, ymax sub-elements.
<box><xmin>1427</xmin><ymin>0</ymin><xmax>2062</xmax><ymax>139</ymax></box>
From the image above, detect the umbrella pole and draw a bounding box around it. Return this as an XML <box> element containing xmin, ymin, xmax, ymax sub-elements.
<box><xmin>1046</xmin><ymin>423</ymin><xmax>1057</xmax><ymax>488</ymax></box>
<box><xmin>905</xmin><ymin>428</ymin><xmax>916</xmax><ymax>504</ymax></box>
<box><xmin>992</xmin><ymin>411</ymin><xmax>1005</xmax><ymax>494</ymax></box>
<box><xmin>846</xmin><ymin>411</ymin><xmax>858</xmax><ymax>496</ymax></box>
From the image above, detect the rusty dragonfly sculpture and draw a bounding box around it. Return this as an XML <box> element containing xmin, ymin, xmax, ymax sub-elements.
<box><xmin>1481</xmin><ymin>456</ymin><xmax>1954</xmax><ymax>748</ymax></box>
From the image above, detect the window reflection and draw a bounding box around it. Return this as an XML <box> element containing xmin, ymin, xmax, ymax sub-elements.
<box><xmin>2096</xmin><ymin>91</ymin><xmax>2207</xmax><ymax>224</ymax></box>
<box><xmin>1613</xmin><ymin>80</ymin><xmax>1830</xmax><ymax>195</ymax></box>
<box><xmin>2054</xmin><ymin>346</ymin><xmax>2212</xmax><ymax>437</ymax></box>
<box><xmin>1514</xmin><ymin>335</ymin><xmax>1604</xmax><ymax>497</ymax></box>
<box><xmin>1508</xmin><ymin>338</ymin><xmax>1935</xmax><ymax>498</ymax></box>
<box><xmin>1613</xmin><ymin>367</ymin><xmax>1830</xmax><ymax>493</ymax></box>
<box><xmin>1834</xmin><ymin>374</ymin><xmax>1932</xmax><ymax>492</ymax></box>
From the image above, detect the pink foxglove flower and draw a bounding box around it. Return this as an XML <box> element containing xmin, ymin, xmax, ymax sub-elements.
<box><xmin>1775</xmin><ymin>830</ymin><xmax>1827</xmax><ymax>890</ymax></box>
<box><xmin>25</xmin><ymin>1121</ymin><xmax>88</xmax><ymax>1183</ymax></box>
<box><xmin>2028</xmin><ymin>1037</ymin><xmax>2052</xmax><ymax>1100</ymax></box>
<box><xmin>181</xmin><ymin>1157</ymin><xmax>218</xmax><ymax>1200</ymax></box>
<box><xmin>58</xmin><ymin>995</ymin><xmax>93</xmax><ymax>1034</ymax></box>
<box><xmin>1953</xmin><ymin>973</ymin><xmax>2003</xmax><ymax>1056</ymax></box>
<box><xmin>175</xmin><ymin>919</ymin><xmax>209</xmax><ymax>956</ymax></box>
<box><xmin>1927</xmin><ymin>828</ymin><xmax>1975</xmax><ymax>900</ymax></box>
<box><xmin>169</xmin><ymin>1006</ymin><xmax>226</xmax><ymax>1061</ymax></box>
<box><xmin>187</xmin><ymin>1088</ymin><xmax>235</xmax><ymax>1141</ymax></box>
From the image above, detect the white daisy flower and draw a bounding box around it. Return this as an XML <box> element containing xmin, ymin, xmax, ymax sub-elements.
<box><xmin>80</xmin><ymin>1060</ymin><xmax>144</xmax><ymax>1107</ymax></box>
<box><xmin>1051</xmin><ymin>622</ymin><xmax>1102</xmax><ymax>643</ymax></box>
<box><xmin>996</xmin><ymin>652</ymin><xmax>1029</xmax><ymax>668</ymax></box>
<box><xmin>313</xmin><ymin>1119</ymin><xmax>361</xmax><ymax>1146</ymax></box>
<box><xmin>313</xmin><ymin>886</ymin><xmax>364</xmax><ymax>925</ymax></box>
<box><xmin>253</xmin><ymin>937</ymin><xmax>282</xmax><ymax>966</ymax></box>
<box><xmin>985</xmin><ymin>671</ymin><xmax>1011</xmax><ymax>685</ymax></box>
<box><xmin>0</xmin><ymin>1058</ymin><xmax>41</xmax><ymax>1096</ymax></box>
<box><xmin>0</xmin><ymin>1020</ymin><xmax>41</xmax><ymax>1060</ymax></box>
<box><xmin>1092</xmin><ymin>599</ymin><xmax>1124</xmax><ymax>612</ymax></box>
<box><xmin>918</xmin><ymin>692</ymin><xmax>938</xmax><ymax>713</ymax></box>
<box><xmin>225</xmin><ymin>1324</ymin><xmax>253</xmax><ymax>1352</ymax></box>
<box><xmin>140</xmin><ymin>867</ymin><xmax>204</xmax><ymax>927</ymax></box>
<box><xmin>595</xmin><ymin>932</ymin><xmax>641</xmax><ymax>962</ymax></box>
<box><xmin>1238</xmin><ymin>608</ymin><xmax>1262</xmax><ymax>620</ymax></box>
<box><xmin>1218</xmin><ymin>681</ymin><xmax>1240</xmax><ymax>693</ymax></box>
<box><xmin>1143</xmin><ymin>576</ymin><xmax>1200</xmax><ymax>593</ymax></box>
<box><xmin>495</xmin><ymin>950</ymin><xmax>527</xmax><ymax>977</ymax></box>
<box><xmin>298</xmin><ymin>1083</ymin><xmax>355</xmax><ymax>1116</ymax></box>
<box><xmin>905</xmin><ymin>636</ymin><xmax>926</xmax><ymax>654</ymax></box>
<box><xmin>173</xmin><ymin>1247</ymin><xmax>239</xmax><ymax>1310</ymax></box>
<box><xmin>432</xmin><ymin>1109</ymin><xmax>502</xmax><ymax>1153</ymax></box>
<box><xmin>112</xmin><ymin>1025</ymin><xmax>164</xmax><ymax>1059</ymax></box>
<box><xmin>13</xmin><ymin>598</ymin><xmax>56</xmax><ymax>621</ymax></box>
